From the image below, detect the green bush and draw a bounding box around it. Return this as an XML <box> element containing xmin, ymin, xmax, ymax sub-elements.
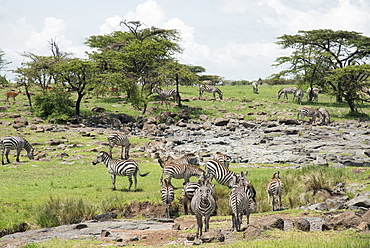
<box><xmin>32</xmin><ymin>90</ymin><xmax>74</xmax><ymax>123</ymax></box>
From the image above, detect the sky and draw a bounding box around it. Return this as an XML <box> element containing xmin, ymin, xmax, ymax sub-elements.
<box><xmin>1</xmin><ymin>0</ymin><xmax>370</xmax><ymax>82</ymax></box>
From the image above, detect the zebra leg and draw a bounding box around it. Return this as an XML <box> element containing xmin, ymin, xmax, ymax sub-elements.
<box><xmin>195</xmin><ymin>214</ymin><xmax>203</xmax><ymax>238</ymax></box>
<box><xmin>133</xmin><ymin>173</ymin><xmax>137</xmax><ymax>191</ymax></box>
<box><xmin>120</xmin><ymin>145</ymin><xmax>124</xmax><ymax>159</ymax></box>
<box><xmin>231</xmin><ymin>213</ymin><xmax>236</xmax><ymax>231</ymax></box>
<box><xmin>16</xmin><ymin>148</ymin><xmax>22</xmax><ymax>162</ymax></box>
<box><xmin>125</xmin><ymin>144</ymin><xmax>130</xmax><ymax>159</ymax></box>
<box><xmin>109</xmin><ymin>145</ymin><xmax>113</xmax><ymax>158</ymax></box>
<box><xmin>127</xmin><ymin>175</ymin><xmax>133</xmax><ymax>191</ymax></box>
<box><xmin>236</xmin><ymin>212</ymin><xmax>242</xmax><ymax>231</ymax></box>
<box><xmin>204</xmin><ymin>214</ymin><xmax>211</xmax><ymax>233</ymax></box>
<box><xmin>111</xmin><ymin>174</ymin><xmax>116</xmax><ymax>190</ymax></box>
<box><xmin>1</xmin><ymin>148</ymin><xmax>6</xmax><ymax>165</ymax></box>
<box><xmin>183</xmin><ymin>196</ymin><xmax>189</xmax><ymax>215</ymax></box>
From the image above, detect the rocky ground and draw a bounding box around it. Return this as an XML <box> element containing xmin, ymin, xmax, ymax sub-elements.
<box><xmin>1</xmin><ymin>112</ymin><xmax>370</xmax><ymax>247</ymax></box>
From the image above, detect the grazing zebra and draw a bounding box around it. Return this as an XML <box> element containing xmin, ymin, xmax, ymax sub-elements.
<box><xmin>166</xmin><ymin>153</ymin><xmax>200</xmax><ymax>166</ymax></box>
<box><xmin>1</xmin><ymin>136</ymin><xmax>35</xmax><ymax>165</ymax></box>
<box><xmin>293</xmin><ymin>88</ymin><xmax>304</xmax><ymax>105</ymax></box>
<box><xmin>317</xmin><ymin>107</ymin><xmax>330</xmax><ymax>125</ymax></box>
<box><xmin>277</xmin><ymin>87</ymin><xmax>297</xmax><ymax>100</ymax></box>
<box><xmin>251</xmin><ymin>81</ymin><xmax>259</xmax><ymax>94</ymax></box>
<box><xmin>205</xmin><ymin>159</ymin><xmax>239</xmax><ymax>188</ymax></box>
<box><xmin>161</xmin><ymin>178</ymin><xmax>174</xmax><ymax>218</ymax></box>
<box><xmin>108</xmin><ymin>133</ymin><xmax>130</xmax><ymax>159</ymax></box>
<box><xmin>267</xmin><ymin>171</ymin><xmax>284</xmax><ymax>211</ymax></box>
<box><xmin>229</xmin><ymin>172</ymin><xmax>250</xmax><ymax>231</ymax></box>
<box><xmin>214</xmin><ymin>151</ymin><xmax>232</xmax><ymax>168</ymax></box>
<box><xmin>199</xmin><ymin>84</ymin><xmax>223</xmax><ymax>100</ymax></box>
<box><xmin>190</xmin><ymin>180</ymin><xmax>216</xmax><ymax>238</ymax></box>
<box><xmin>159</xmin><ymin>161</ymin><xmax>206</xmax><ymax>189</ymax></box>
<box><xmin>182</xmin><ymin>172</ymin><xmax>208</xmax><ymax>215</ymax></box>
<box><xmin>152</xmin><ymin>87</ymin><xmax>178</xmax><ymax>103</ymax></box>
<box><xmin>297</xmin><ymin>107</ymin><xmax>320</xmax><ymax>124</ymax></box>
<box><xmin>92</xmin><ymin>151</ymin><xmax>149</xmax><ymax>191</ymax></box>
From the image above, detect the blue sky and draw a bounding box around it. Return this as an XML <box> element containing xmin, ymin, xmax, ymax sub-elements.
<box><xmin>1</xmin><ymin>0</ymin><xmax>370</xmax><ymax>81</ymax></box>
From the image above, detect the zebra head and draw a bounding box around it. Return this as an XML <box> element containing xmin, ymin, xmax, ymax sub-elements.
<box><xmin>272</xmin><ymin>171</ymin><xmax>280</xmax><ymax>179</ymax></box>
<box><xmin>92</xmin><ymin>151</ymin><xmax>110</xmax><ymax>166</ymax></box>
<box><xmin>238</xmin><ymin>171</ymin><xmax>249</xmax><ymax>186</ymax></box>
<box><xmin>28</xmin><ymin>148</ymin><xmax>35</xmax><ymax>160</ymax></box>
<box><xmin>197</xmin><ymin>180</ymin><xmax>214</xmax><ymax>200</ymax></box>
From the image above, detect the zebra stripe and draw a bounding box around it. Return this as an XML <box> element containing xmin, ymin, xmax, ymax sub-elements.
<box><xmin>108</xmin><ymin>133</ymin><xmax>130</xmax><ymax>159</ymax></box>
<box><xmin>92</xmin><ymin>151</ymin><xmax>149</xmax><ymax>191</ymax></box>
<box><xmin>293</xmin><ymin>88</ymin><xmax>304</xmax><ymax>105</ymax></box>
<box><xmin>190</xmin><ymin>180</ymin><xmax>216</xmax><ymax>238</ymax></box>
<box><xmin>229</xmin><ymin>181</ymin><xmax>250</xmax><ymax>231</ymax></box>
<box><xmin>277</xmin><ymin>87</ymin><xmax>297</xmax><ymax>100</ymax></box>
<box><xmin>252</xmin><ymin>81</ymin><xmax>259</xmax><ymax>94</ymax></box>
<box><xmin>160</xmin><ymin>162</ymin><xmax>206</xmax><ymax>189</ymax></box>
<box><xmin>199</xmin><ymin>83</ymin><xmax>223</xmax><ymax>100</ymax></box>
<box><xmin>161</xmin><ymin>178</ymin><xmax>174</xmax><ymax>218</ymax></box>
<box><xmin>318</xmin><ymin>107</ymin><xmax>330</xmax><ymax>125</ymax></box>
<box><xmin>214</xmin><ymin>151</ymin><xmax>232</xmax><ymax>168</ymax></box>
<box><xmin>182</xmin><ymin>172</ymin><xmax>208</xmax><ymax>215</ymax></box>
<box><xmin>267</xmin><ymin>171</ymin><xmax>284</xmax><ymax>211</ymax></box>
<box><xmin>307</xmin><ymin>87</ymin><xmax>321</xmax><ymax>101</ymax></box>
<box><xmin>166</xmin><ymin>153</ymin><xmax>199</xmax><ymax>166</ymax></box>
<box><xmin>205</xmin><ymin>159</ymin><xmax>238</xmax><ymax>188</ymax></box>
<box><xmin>298</xmin><ymin>107</ymin><xmax>320</xmax><ymax>123</ymax></box>
<box><xmin>1</xmin><ymin>136</ymin><xmax>34</xmax><ymax>165</ymax></box>
<box><xmin>152</xmin><ymin>87</ymin><xmax>178</xmax><ymax>102</ymax></box>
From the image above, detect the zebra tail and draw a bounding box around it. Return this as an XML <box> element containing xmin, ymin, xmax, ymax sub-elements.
<box><xmin>157</xmin><ymin>156</ymin><xmax>165</xmax><ymax>168</ymax></box>
<box><xmin>139</xmin><ymin>171</ymin><xmax>150</xmax><ymax>177</ymax></box>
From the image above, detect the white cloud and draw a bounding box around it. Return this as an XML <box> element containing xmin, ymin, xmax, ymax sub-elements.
<box><xmin>99</xmin><ymin>15</ymin><xmax>123</xmax><ymax>35</ymax></box>
<box><xmin>124</xmin><ymin>0</ymin><xmax>166</xmax><ymax>27</ymax></box>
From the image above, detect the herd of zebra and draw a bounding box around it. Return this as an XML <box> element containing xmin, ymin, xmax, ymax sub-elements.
<box><xmin>0</xmin><ymin>133</ymin><xmax>284</xmax><ymax>237</ymax></box>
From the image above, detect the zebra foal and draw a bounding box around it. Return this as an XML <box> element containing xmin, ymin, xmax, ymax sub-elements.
<box><xmin>161</xmin><ymin>178</ymin><xmax>174</xmax><ymax>218</ymax></box>
<box><xmin>152</xmin><ymin>87</ymin><xmax>178</xmax><ymax>103</ymax></box>
<box><xmin>214</xmin><ymin>151</ymin><xmax>232</xmax><ymax>168</ymax></box>
<box><xmin>108</xmin><ymin>133</ymin><xmax>130</xmax><ymax>159</ymax></box>
<box><xmin>92</xmin><ymin>151</ymin><xmax>149</xmax><ymax>191</ymax></box>
<box><xmin>1</xmin><ymin>136</ymin><xmax>35</xmax><ymax>165</ymax></box>
<box><xmin>229</xmin><ymin>171</ymin><xmax>250</xmax><ymax>231</ymax></box>
<box><xmin>182</xmin><ymin>172</ymin><xmax>208</xmax><ymax>215</ymax></box>
<box><xmin>267</xmin><ymin>171</ymin><xmax>284</xmax><ymax>211</ymax></box>
<box><xmin>190</xmin><ymin>180</ymin><xmax>216</xmax><ymax>238</ymax></box>
<box><xmin>277</xmin><ymin>87</ymin><xmax>297</xmax><ymax>100</ymax></box>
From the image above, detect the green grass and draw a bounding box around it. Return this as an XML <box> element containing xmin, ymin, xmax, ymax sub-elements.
<box><xmin>0</xmin><ymin>84</ymin><xmax>370</xmax><ymax>247</ymax></box>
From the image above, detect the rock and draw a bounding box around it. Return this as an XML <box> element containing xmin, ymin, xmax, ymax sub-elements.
<box><xmin>325</xmin><ymin>196</ymin><xmax>348</xmax><ymax>210</ymax></box>
<box><xmin>324</xmin><ymin>211</ymin><xmax>362</xmax><ymax>230</ymax></box>
<box><xmin>294</xmin><ymin>218</ymin><xmax>310</xmax><ymax>231</ymax></box>
<box><xmin>307</xmin><ymin>202</ymin><xmax>328</xmax><ymax>211</ymax></box>
<box><xmin>243</xmin><ymin>225</ymin><xmax>262</xmax><ymax>238</ymax></box>
<box><xmin>254</xmin><ymin>217</ymin><xmax>284</xmax><ymax>230</ymax></box>
<box><xmin>200</xmin><ymin>229</ymin><xmax>225</xmax><ymax>243</ymax></box>
<box><xmin>345</xmin><ymin>195</ymin><xmax>370</xmax><ymax>209</ymax></box>
<box><xmin>91</xmin><ymin>107</ymin><xmax>105</xmax><ymax>113</ymax></box>
<box><xmin>95</xmin><ymin>212</ymin><xmax>118</xmax><ymax>221</ymax></box>
<box><xmin>101</xmin><ymin>230</ymin><xmax>111</xmax><ymax>237</ymax></box>
<box><xmin>213</xmin><ymin>118</ymin><xmax>229</xmax><ymax>126</ymax></box>
<box><xmin>74</xmin><ymin>224</ymin><xmax>88</xmax><ymax>230</ymax></box>
<box><xmin>9</xmin><ymin>113</ymin><xmax>21</xmax><ymax>118</ymax></box>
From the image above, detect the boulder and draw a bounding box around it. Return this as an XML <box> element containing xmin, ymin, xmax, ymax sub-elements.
<box><xmin>345</xmin><ymin>195</ymin><xmax>370</xmax><ymax>209</ymax></box>
<box><xmin>213</xmin><ymin>118</ymin><xmax>229</xmax><ymax>126</ymax></box>
<box><xmin>294</xmin><ymin>218</ymin><xmax>310</xmax><ymax>232</ymax></box>
<box><xmin>324</xmin><ymin>211</ymin><xmax>362</xmax><ymax>230</ymax></box>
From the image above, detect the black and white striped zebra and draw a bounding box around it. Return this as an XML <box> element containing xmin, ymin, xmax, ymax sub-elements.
<box><xmin>159</xmin><ymin>161</ymin><xmax>206</xmax><ymax>189</ymax></box>
<box><xmin>307</xmin><ymin>87</ymin><xmax>321</xmax><ymax>101</ymax></box>
<box><xmin>214</xmin><ymin>151</ymin><xmax>232</xmax><ymax>168</ymax></box>
<box><xmin>267</xmin><ymin>171</ymin><xmax>284</xmax><ymax>211</ymax></box>
<box><xmin>152</xmin><ymin>87</ymin><xmax>178</xmax><ymax>103</ymax></box>
<box><xmin>182</xmin><ymin>172</ymin><xmax>208</xmax><ymax>215</ymax></box>
<box><xmin>229</xmin><ymin>171</ymin><xmax>250</xmax><ymax>231</ymax></box>
<box><xmin>293</xmin><ymin>88</ymin><xmax>304</xmax><ymax>105</ymax></box>
<box><xmin>251</xmin><ymin>81</ymin><xmax>259</xmax><ymax>94</ymax></box>
<box><xmin>205</xmin><ymin>159</ymin><xmax>239</xmax><ymax>188</ymax></box>
<box><xmin>190</xmin><ymin>180</ymin><xmax>216</xmax><ymax>238</ymax></box>
<box><xmin>108</xmin><ymin>133</ymin><xmax>130</xmax><ymax>159</ymax></box>
<box><xmin>161</xmin><ymin>178</ymin><xmax>174</xmax><ymax>218</ymax></box>
<box><xmin>317</xmin><ymin>107</ymin><xmax>330</xmax><ymax>125</ymax></box>
<box><xmin>1</xmin><ymin>136</ymin><xmax>35</xmax><ymax>165</ymax></box>
<box><xmin>199</xmin><ymin>84</ymin><xmax>223</xmax><ymax>100</ymax></box>
<box><xmin>297</xmin><ymin>107</ymin><xmax>320</xmax><ymax>124</ymax></box>
<box><xmin>166</xmin><ymin>153</ymin><xmax>199</xmax><ymax>166</ymax></box>
<box><xmin>277</xmin><ymin>87</ymin><xmax>297</xmax><ymax>100</ymax></box>
<box><xmin>92</xmin><ymin>151</ymin><xmax>149</xmax><ymax>191</ymax></box>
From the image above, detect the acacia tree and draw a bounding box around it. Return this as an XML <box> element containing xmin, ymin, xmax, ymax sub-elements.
<box><xmin>275</xmin><ymin>29</ymin><xmax>370</xmax><ymax>103</ymax></box>
<box><xmin>85</xmin><ymin>20</ymin><xmax>182</xmax><ymax>112</ymax></box>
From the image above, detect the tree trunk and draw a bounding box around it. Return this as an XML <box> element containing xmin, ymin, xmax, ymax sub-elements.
<box><xmin>175</xmin><ymin>74</ymin><xmax>181</xmax><ymax>107</ymax></box>
<box><xmin>75</xmin><ymin>92</ymin><xmax>84</xmax><ymax>116</ymax></box>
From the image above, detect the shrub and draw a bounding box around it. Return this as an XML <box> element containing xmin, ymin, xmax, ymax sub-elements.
<box><xmin>32</xmin><ymin>90</ymin><xmax>74</xmax><ymax>123</ymax></box>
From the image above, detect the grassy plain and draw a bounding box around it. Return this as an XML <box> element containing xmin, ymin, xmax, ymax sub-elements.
<box><xmin>0</xmin><ymin>84</ymin><xmax>369</xmax><ymax>247</ymax></box>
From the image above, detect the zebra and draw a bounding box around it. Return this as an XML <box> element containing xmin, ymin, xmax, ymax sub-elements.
<box><xmin>205</xmin><ymin>159</ymin><xmax>239</xmax><ymax>188</ymax></box>
<box><xmin>92</xmin><ymin>151</ymin><xmax>149</xmax><ymax>191</ymax></box>
<box><xmin>182</xmin><ymin>172</ymin><xmax>208</xmax><ymax>215</ymax></box>
<box><xmin>251</xmin><ymin>81</ymin><xmax>259</xmax><ymax>94</ymax></box>
<box><xmin>190</xmin><ymin>179</ymin><xmax>216</xmax><ymax>238</ymax></box>
<box><xmin>267</xmin><ymin>171</ymin><xmax>284</xmax><ymax>211</ymax></box>
<box><xmin>199</xmin><ymin>84</ymin><xmax>223</xmax><ymax>100</ymax></box>
<box><xmin>151</xmin><ymin>87</ymin><xmax>178</xmax><ymax>103</ymax></box>
<box><xmin>108</xmin><ymin>133</ymin><xmax>130</xmax><ymax>159</ymax></box>
<box><xmin>1</xmin><ymin>136</ymin><xmax>35</xmax><ymax>165</ymax></box>
<box><xmin>293</xmin><ymin>88</ymin><xmax>304</xmax><ymax>105</ymax></box>
<box><xmin>307</xmin><ymin>87</ymin><xmax>321</xmax><ymax>101</ymax></box>
<box><xmin>161</xmin><ymin>178</ymin><xmax>174</xmax><ymax>218</ymax></box>
<box><xmin>159</xmin><ymin>161</ymin><xmax>206</xmax><ymax>189</ymax></box>
<box><xmin>214</xmin><ymin>151</ymin><xmax>232</xmax><ymax>168</ymax></box>
<box><xmin>297</xmin><ymin>107</ymin><xmax>320</xmax><ymax>124</ymax></box>
<box><xmin>229</xmin><ymin>171</ymin><xmax>250</xmax><ymax>231</ymax></box>
<box><xmin>165</xmin><ymin>153</ymin><xmax>199</xmax><ymax>166</ymax></box>
<box><xmin>317</xmin><ymin>107</ymin><xmax>330</xmax><ymax>125</ymax></box>
<box><xmin>277</xmin><ymin>87</ymin><xmax>297</xmax><ymax>100</ymax></box>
